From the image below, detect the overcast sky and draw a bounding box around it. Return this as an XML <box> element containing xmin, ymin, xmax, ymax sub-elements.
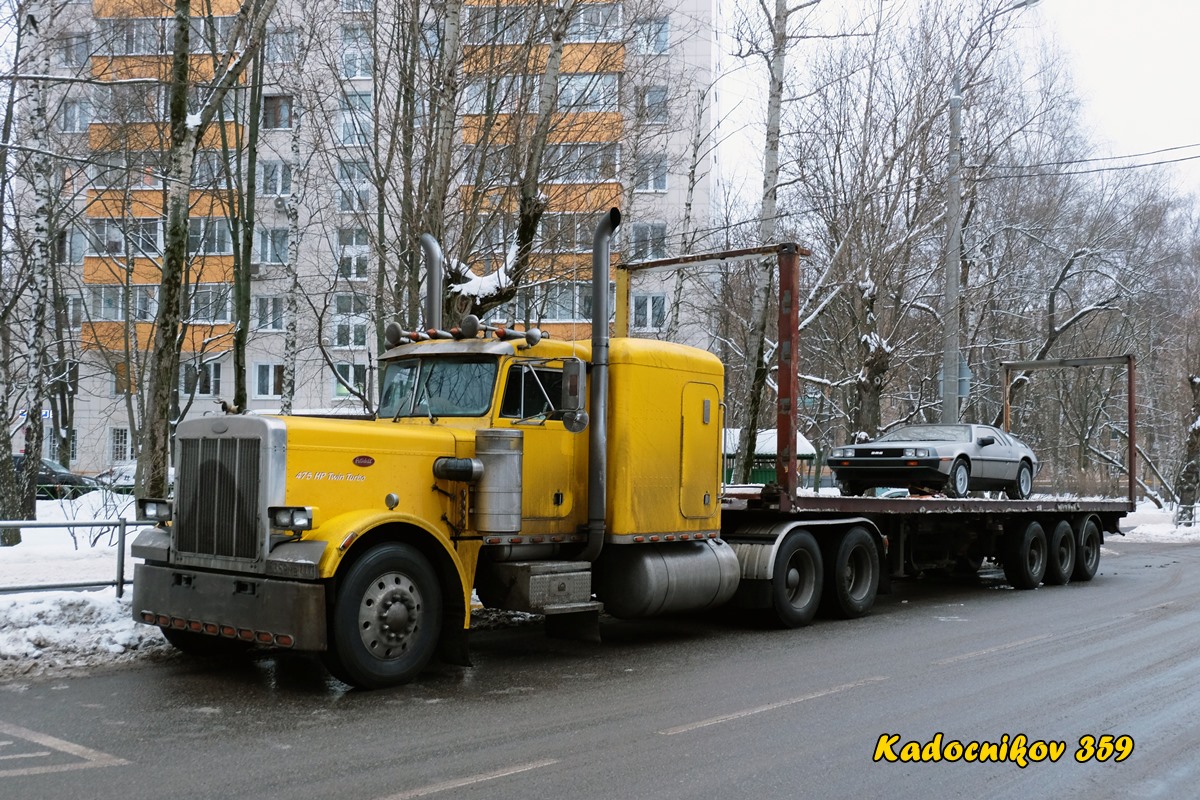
<box><xmin>1024</xmin><ymin>0</ymin><xmax>1200</xmax><ymax>188</ymax></box>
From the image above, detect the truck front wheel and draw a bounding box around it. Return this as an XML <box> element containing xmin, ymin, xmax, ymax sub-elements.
<box><xmin>769</xmin><ymin>530</ymin><xmax>823</xmax><ymax>628</ymax></box>
<box><xmin>324</xmin><ymin>543</ymin><xmax>442</xmax><ymax>689</ymax></box>
<box><xmin>822</xmin><ymin>527</ymin><xmax>879</xmax><ymax>619</ymax></box>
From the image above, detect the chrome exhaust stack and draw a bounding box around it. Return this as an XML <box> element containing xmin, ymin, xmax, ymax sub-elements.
<box><xmin>581</xmin><ymin>208</ymin><xmax>621</xmax><ymax>563</ymax></box>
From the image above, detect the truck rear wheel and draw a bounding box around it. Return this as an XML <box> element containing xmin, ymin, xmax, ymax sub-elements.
<box><xmin>1044</xmin><ymin>520</ymin><xmax>1076</xmax><ymax>585</ymax></box>
<box><xmin>822</xmin><ymin>527</ymin><xmax>879</xmax><ymax>619</ymax></box>
<box><xmin>1072</xmin><ymin>519</ymin><xmax>1102</xmax><ymax>582</ymax></box>
<box><xmin>1002</xmin><ymin>521</ymin><xmax>1047</xmax><ymax>590</ymax></box>
<box><xmin>769</xmin><ymin>530</ymin><xmax>823</xmax><ymax>628</ymax></box>
<box><xmin>324</xmin><ymin>543</ymin><xmax>442</xmax><ymax>689</ymax></box>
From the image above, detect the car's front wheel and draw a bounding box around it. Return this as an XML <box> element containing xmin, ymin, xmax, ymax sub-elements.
<box><xmin>944</xmin><ymin>458</ymin><xmax>970</xmax><ymax>498</ymax></box>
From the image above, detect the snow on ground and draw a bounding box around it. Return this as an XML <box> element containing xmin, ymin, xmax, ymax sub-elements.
<box><xmin>0</xmin><ymin>495</ymin><xmax>1196</xmax><ymax>682</ymax></box>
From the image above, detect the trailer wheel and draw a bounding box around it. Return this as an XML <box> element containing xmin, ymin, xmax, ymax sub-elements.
<box><xmin>1006</xmin><ymin>461</ymin><xmax>1034</xmax><ymax>500</ymax></box>
<box><xmin>944</xmin><ymin>458</ymin><xmax>970</xmax><ymax>498</ymax></box>
<box><xmin>1044</xmin><ymin>520</ymin><xmax>1076</xmax><ymax>585</ymax></box>
<box><xmin>160</xmin><ymin>627</ymin><xmax>252</xmax><ymax>657</ymax></box>
<box><xmin>323</xmin><ymin>543</ymin><xmax>442</xmax><ymax>689</ymax></box>
<box><xmin>822</xmin><ymin>527</ymin><xmax>879</xmax><ymax>619</ymax></box>
<box><xmin>769</xmin><ymin>530</ymin><xmax>823</xmax><ymax>628</ymax></box>
<box><xmin>1002</xmin><ymin>521</ymin><xmax>1047</xmax><ymax>589</ymax></box>
<box><xmin>1072</xmin><ymin>519</ymin><xmax>1102</xmax><ymax>582</ymax></box>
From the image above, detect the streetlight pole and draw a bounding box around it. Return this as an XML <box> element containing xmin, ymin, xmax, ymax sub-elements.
<box><xmin>940</xmin><ymin>0</ymin><xmax>1039</xmax><ymax>423</ymax></box>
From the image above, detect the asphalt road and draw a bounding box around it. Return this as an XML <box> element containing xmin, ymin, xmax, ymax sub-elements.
<box><xmin>3</xmin><ymin>538</ymin><xmax>1199</xmax><ymax>800</ymax></box>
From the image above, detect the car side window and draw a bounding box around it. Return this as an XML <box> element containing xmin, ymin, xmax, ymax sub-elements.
<box><xmin>500</xmin><ymin>365</ymin><xmax>563</xmax><ymax>420</ymax></box>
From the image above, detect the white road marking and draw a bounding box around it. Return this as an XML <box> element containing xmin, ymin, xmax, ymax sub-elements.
<box><xmin>376</xmin><ymin>759</ymin><xmax>559</xmax><ymax>800</ymax></box>
<box><xmin>658</xmin><ymin>676</ymin><xmax>890</xmax><ymax>736</ymax></box>
<box><xmin>932</xmin><ymin>633</ymin><xmax>1052</xmax><ymax>666</ymax></box>
<box><xmin>0</xmin><ymin>721</ymin><xmax>128</xmax><ymax>778</ymax></box>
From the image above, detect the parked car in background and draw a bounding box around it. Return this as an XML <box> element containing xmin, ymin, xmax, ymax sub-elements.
<box><xmin>827</xmin><ymin>423</ymin><xmax>1039</xmax><ymax>499</ymax></box>
<box><xmin>94</xmin><ymin>464</ymin><xmax>174</xmax><ymax>495</ymax></box>
<box><xmin>10</xmin><ymin>455</ymin><xmax>99</xmax><ymax>499</ymax></box>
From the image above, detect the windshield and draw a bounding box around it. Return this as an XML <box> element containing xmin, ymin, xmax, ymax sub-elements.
<box><xmin>378</xmin><ymin>357</ymin><xmax>498</xmax><ymax>419</ymax></box>
<box><xmin>876</xmin><ymin>425</ymin><xmax>971</xmax><ymax>443</ymax></box>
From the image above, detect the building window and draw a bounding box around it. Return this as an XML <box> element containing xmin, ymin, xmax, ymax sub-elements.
<box><xmin>48</xmin><ymin>428</ymin><xmax>78</xmax><ymax>462</ymax></box>
<box><xmin>188</xmin><ymin>218</ymin><xmax>233</xmax><ymax>255</ymax></box>
<box><xmin>334</xmin><ymin>363</ymin><xmax>367</xmax><ymax>397</ymax></box>
<box><xmin>100</xmin><ymin>18</ymin><xmax>166</xmax><ymax>57</ymax></box>
<box><xmin>88</xmin><ymin>285</ymin><xmax>158</xmax><ymax>322</ymax></box>
<box><xmin>258</xmin><ymin>161</ymin><xmax>292</xmax><ymax>196</ymax></box>
<box><xmin>632</xmin><ymin>293</ymin><xmax>667</xmax><ymax>331</ymax></box>
<box><xmin>629</xmin><ymin>222</ymin><xmax>667</xmax><ymax>260</ymax></box>
<box><xmin>90</xmin><ymin>152</ymin><xmax>162</xmax><ymax>190</ymax></box>
<box><xmin>264</xmin><ymin>29</ymin><xmax>296</xmax><ymax>64</ymax></box>
<box><xmin>258</xmin><ymin>228</ymin><xmax>290</xmax><ymax>264</ymax></box>
<box><xmin>566</xmin><ymin>3</ymin><xmax>621</xmax><ymax>42</ymax></box>
<box><xmin>263</xmin><ymin>95</ymin><xmax>294</xmax><ymax>129</ymax></box>
<box><xmin>537</xmin><ymin>213</ymin><xmax>599</xmax><ymax>253</ymax></box>
<box><xmin>88</xmin><ymin>218</ymin><xmax>160</xmax><ymax>257</ymax></box>
<box><xmin>112</xmin><ymin>362</ymin><xmax>139</xmax><ymax>396</ymax></box>
<box><xmin>513</xmin><ymin>281</ymin><xmax>595</xmax><ymax>323</ymax></box>
<box><xmin>62</xmin><ymin>33</ymin><xmax>91</xmax><ymax>67</ymax></box>
<box><xmin>464</xmin><ymin>74</ymin><xmax>539</xmax><ymax>115</ymax></box>
<box><xmin>337</xmin><ymin>227</ymin><xmax>370</xmax><ymax>279</ymax></box>
<box><xmin>188</xmin><ymin>16</ymin><xmax>236</xmax><ymax>54</ymax></box>
<box><xmin>192</xmin><ymin>150</ymin><xmax>235</xmax><ymax>186</ymax></box>
<box><xmin>188</xmin><ymin>284</ymin><xmax>231</xmax><ymax>323</ymax></box>
<box><xmin>182</xmin><ymin>361</ymin><xmax>222</xmax><ymax>397</ymax></box>
<box><xmin>59</xmin><ymin>98</ymin><xmax>91</xmax><ymax>133</ymax></box>
<box><xmin>254</xmin><ymin>296</ymin><xmax>285</xmax><ymax>330</ymax></box>
<box><xmin>110</xmin><ymin>426</ymin><xmax>134</xmax><ymax>462</ymax></box>
<box><xmin>633</xmin><ymin>17</ymin><xmax>670</xmax><ymax>54</ymax></box>
<box><xmin>639</xmin><ymin>85</ymin><xmax>668</xmax><ymax>124</ymax></box>
<box><xmin>339</xmin><ymin>91</ymin><xmax>372</xmax><ymax>145</ymax></box>
<box><xmin>558</xmin><ymin>73</ymin><xmax>618</xmax><ymax>113</ymax></box>
<box><xmin>255</xmin><ymin>363</ymin><xmax>286</xmax><ymax>398</ymax></box>
<box><xmin>337</xmin><ymin>160</ymin><xmax>371</xmax><ymax>212</ymax></box>
<box><xmin>634</xmin><ymin>151</ymin><xmax>667</xmax><ymax>192</ymax></box>
<box><xmin>464</xmin><ymin>5</ymin><xmax>543</xmax><ymax>45</ymax></box>
<box><xmin>543</xmin><ymin>142</ymin><xmax>619</xmax><ymax>183</ymax></box>
<box><xmin>342</xmin><ymin>26</ymin><xmax>373</xmax><ymax>78</ymax></box>
<box><xmin>55</xmin><ymin>227</ymin><xmax>87</xmax><ymax>265</ymax></box>
<box><xmin>341</xmin><ymin>0</ymin><xmax>374</xmax><ymax>11</ymax></box>
<box><xmin>332</xmin><ymin>293</ymin><xmax>369</xmax><ymax>348</ymax></box>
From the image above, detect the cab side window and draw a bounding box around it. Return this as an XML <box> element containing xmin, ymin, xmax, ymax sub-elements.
<box><xmin>500</xmin><ymin>366</ymin><xmax>563</xmax><ymax>419</ymax></box>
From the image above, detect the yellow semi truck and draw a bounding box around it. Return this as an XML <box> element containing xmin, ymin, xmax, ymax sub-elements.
<box><xmin>131</xmin><ymin>209</ymin><xmax>1129</xmax><ymax>688</ymax></box>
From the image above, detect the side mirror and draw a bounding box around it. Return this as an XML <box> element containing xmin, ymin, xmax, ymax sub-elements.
<box><xmin>560</xmin><ymin>359</ymin><xmax>588</xmax><ymax>433</ymax></box>
<box><xmin>978</xmin><ymin>436</ymin><xmax>995</xmax><ymax>447</ymax></box>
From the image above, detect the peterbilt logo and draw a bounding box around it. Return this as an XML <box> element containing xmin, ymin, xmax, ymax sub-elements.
<box><xmin>353</xmin><ymin>455</ymin><xmax>375</xmax><ymax>467</ymax></box>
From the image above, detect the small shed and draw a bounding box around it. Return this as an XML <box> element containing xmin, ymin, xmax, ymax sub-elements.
<box><xmin>723</xmin><ymin>428</ymin><xmax>816</xmax><ymax>483</ymax></box>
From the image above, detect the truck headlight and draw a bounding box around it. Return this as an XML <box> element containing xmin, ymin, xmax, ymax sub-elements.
<box><xmin>269</xmin><ymin>506</ymin><xmax>314</xmax><ymax>532</ymax></box>
<box><xmin>138</xmin><ymin>498</ymin><xmax>173</xmax><ymax>523</ymax></box>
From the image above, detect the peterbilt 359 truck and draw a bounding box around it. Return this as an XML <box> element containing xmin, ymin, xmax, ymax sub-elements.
<box><xmin>131</xmin><ymin>209</ymin><xmax>1131</xmax><ymax>689</ymax></box>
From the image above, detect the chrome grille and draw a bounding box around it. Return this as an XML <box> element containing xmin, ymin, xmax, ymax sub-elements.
<box><xmin>175</xmin><ymin>437</ymin><xmax>262</xmax><ymax>560</ymax></box>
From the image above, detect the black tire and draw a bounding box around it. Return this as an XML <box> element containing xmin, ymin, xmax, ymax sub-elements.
<box><xmin>1006</xmin><ymin>461</ymin><xmax>1034</xmax><ymax>500</ymax></box>
<box><xmin>160</xmin><ymin>626</ymin><xmax>252</xmax><ymax>657</ymax></box>
<box><xmin>838</xmin><ymin>482</ymin><xmax>867</xmax><ymax>497</ymax></box>
<box><xmin>822</xmin><ymin>526</ymin><xmax>879</xmax><ymax>619</ymax></box>
<box><xmin>1072</xmin><ymin>518</ymin><xmax>1102</xmax><ymax>582</ymax></box>
<box><xmin>324</xmin><ymin>543</ymin><xmax>442</xmax><ymax>689</ymax></box>
<box><xmin>1002</xmin><ymin>521</ymin><xmax>1047</xmax><ymax>589</ymax></box>
<box><xmin>944</xmin><ymin>458</ymin><xmax>970</xmax><ymax>498</ymax></box>
<box><xmin>1044</xmin><ymin>520</ymin><xmax>1076</xmax><ymax>585</ymax></box>
<box><xmin>769</xmin><ymin>530</ymin><xmax>823</xmax><ymax>628</ymax></box>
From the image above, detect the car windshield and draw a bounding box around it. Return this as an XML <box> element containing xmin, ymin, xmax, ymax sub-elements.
<box><xmin>378</xmin><ymin>356</ymin><xmax>498</xmax><ymax>419</ymax></box>
<box><xmin>876</xmin><ymin>425</ymin><xmax>972</xmax><ymax>443</ymax></box>
<box><xmin>40</xmin><ymin>459</ymin><xmax>71</xmax><ymax>474</ymax></box>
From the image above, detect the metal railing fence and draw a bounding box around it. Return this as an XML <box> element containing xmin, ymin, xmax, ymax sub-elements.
<box><xmin>0</xmin><ymin>518</ymin><xmax>151</xmax><ymax>597</ymax></box>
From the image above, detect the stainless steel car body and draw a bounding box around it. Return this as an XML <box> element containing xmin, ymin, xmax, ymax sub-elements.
<box><xmin>827</xmin><ymin>424</ymin><xmax>1039</xmax><ymax>498</ymax></box>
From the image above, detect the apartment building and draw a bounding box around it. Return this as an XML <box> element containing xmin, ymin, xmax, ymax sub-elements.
<box><xmin>29</xmin><ymin>0</ymin><xmax>718</xmax><ymax>474</ymax></box>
